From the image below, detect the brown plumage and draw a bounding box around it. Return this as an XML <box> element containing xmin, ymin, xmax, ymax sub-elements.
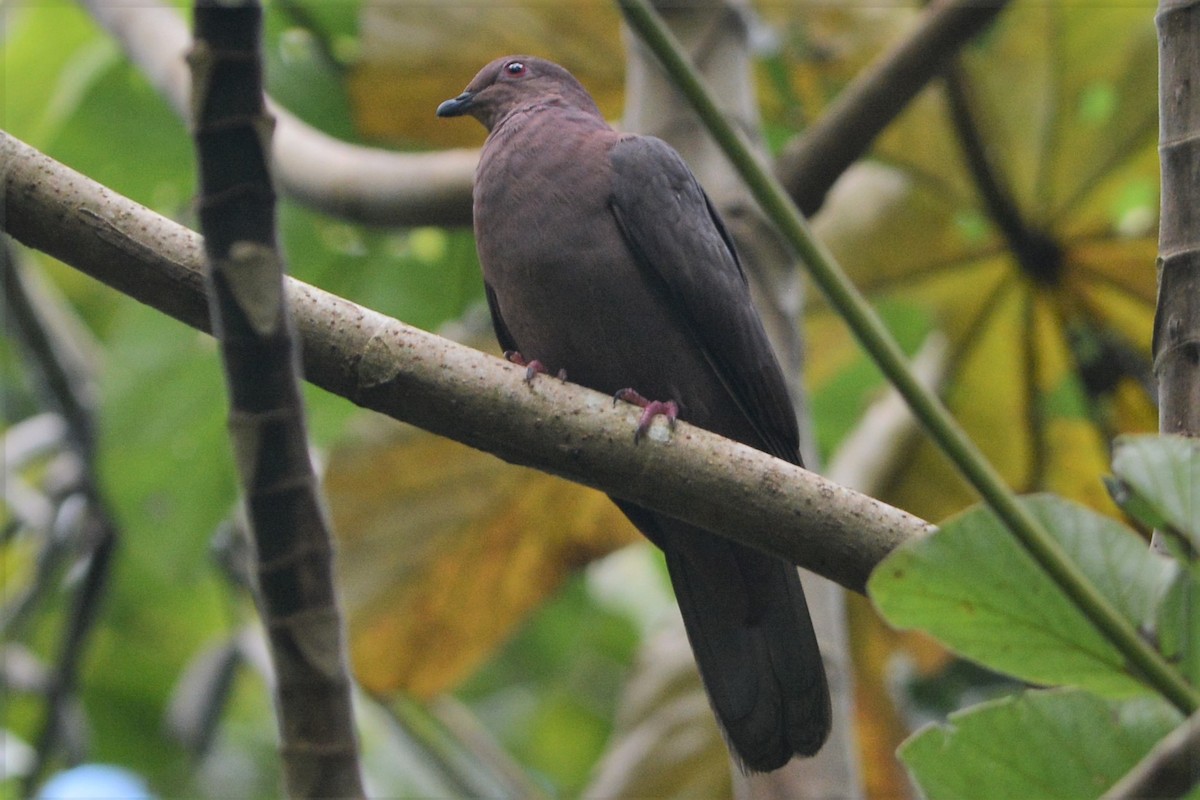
<box><xmin>437</xmin><ymin>55</ymin><xmax>830</xmax><ymax>771</ymax></box>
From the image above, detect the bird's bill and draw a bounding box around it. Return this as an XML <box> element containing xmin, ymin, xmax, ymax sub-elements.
<box><xmin>436</xmin><ymin>91</ymin><xmax>475</xmax><ymax>118</ymax></box>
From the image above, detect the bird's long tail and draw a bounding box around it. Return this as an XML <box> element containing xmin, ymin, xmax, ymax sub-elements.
<box><xmin>619</xmin><ymin>503</ymin><xmax>831</xmax><ymax>772</ymax></box>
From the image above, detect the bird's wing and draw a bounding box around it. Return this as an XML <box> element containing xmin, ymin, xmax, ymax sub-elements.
<box><xmin>608</xmin><ymin>135</ymin><xmax>801</xmax><ymax>464</ymax></box>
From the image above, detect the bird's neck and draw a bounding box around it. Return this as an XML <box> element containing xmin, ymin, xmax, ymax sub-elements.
<box><xmin>486</xmin><ymin>97</ymin><xmax>609</xmax><ymax>140</ymax></box>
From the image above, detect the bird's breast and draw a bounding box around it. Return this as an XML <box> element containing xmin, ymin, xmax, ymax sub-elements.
<box><xmin>474</xmin><ymin>118</ymin><xmax>621</xmax><ymax>297</ymax></box>
<box><xmin>471</xmin><ymin>120</ymin><xmax>701</xmax><ymax>401</ymax></box>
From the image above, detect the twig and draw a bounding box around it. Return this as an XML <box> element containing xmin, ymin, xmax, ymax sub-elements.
<box><xmin>2</xmin><ymin>240</ymin><xmax>118</xmax><ymax>794</ymax></box>
<box><xmin>24</xmin><ymin>522</ymin><xmax>116</xmax><ymax>795</ymax></box>
<box><xmin>1</xmin><ymin>129</ymin><xmax>929</xmax><ymax>594</ymax></box>
<box><xmin>2</xmin><ymin>243</ymin><xmax>98</xmax><ymax>457</ymax></box>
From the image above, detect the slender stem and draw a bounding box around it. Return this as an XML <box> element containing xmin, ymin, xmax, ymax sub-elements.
<box><xmin>616</xmin><ymin>0</ymin><xmax>1199</xmax><ymax>714</ymax></box>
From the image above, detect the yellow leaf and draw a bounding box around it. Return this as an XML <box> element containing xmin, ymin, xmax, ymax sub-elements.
<box><xmin>327</xmin><ymin>421</ymin><xmax>638</xmax><ymax>697</ymax></box>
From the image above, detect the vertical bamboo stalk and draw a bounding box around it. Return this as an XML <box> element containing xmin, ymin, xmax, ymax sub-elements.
<box><xmin>1155</xmin><ymin>0</ymin><xmax>1200</xmax><ymax>438</ymax></box>
<box><xmin>188</xmin><ymin>3</ymin><xmax>365</xmax><ymax>796</ymax></box>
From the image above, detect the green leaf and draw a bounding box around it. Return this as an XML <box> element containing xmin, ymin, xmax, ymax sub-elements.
<box><xmin>1110</xmin><ymin>434</ymin><xmax>1200</xmax><ymax>552</ymax></box>
<box><xmin>869</xmin><ymin>495</ymin><xmax>1177</xmax><ymax>695</ymax></box>
<box><xmin>899</xmin><ymin>689</ymin><xmax>1181</xmax><ymax>800</ymax></box>
<box><xmin>46</xmin><ymin>57</ymin><xmax>195</xmax><ymax>216</ymax></box>
<box><xmin>0</xmin><ymin>5</ymin><xmax>115</xmax><ymax>146</ymax></box>
<box><xmin>2</xmin><ymin>5</ymin><xmax>195</xmax><ymax>217</ymax></box>
<box><xmin>68</xmin><ymin>301</ymin><xmax>236</xmax><ymax>781</ymax></box>
<box><xmin>263</xmin><ymin>4</ymin><xmax>358</xmax><ymax>142</ymax></box>
<box><xmin>1159</xmin><ymin>565</ymin><xmax>1200</xmax><ymax>689</ymax></box>
<box><xmin>277</xmin><ymin>203</ymin><xmax>484</xmax><ymax>333</ymax></box>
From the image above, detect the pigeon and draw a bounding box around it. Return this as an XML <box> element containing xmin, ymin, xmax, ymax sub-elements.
<box><xmin>438</xmin><ymin>55</ymin><xmax>830</xmax><ymax>771</ymax></box>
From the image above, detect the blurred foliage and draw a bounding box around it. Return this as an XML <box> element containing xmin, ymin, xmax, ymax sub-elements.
<box><xmin>0</xmin><ymin>1</ymin><xmax>1171</xmax><ymax>798</ymax></box>
<box><xmin>0</xmin><ymin>2</ymin><xmax>483</xmax><ymax>795</ymax></box>
<box><xmin>327</xmin><ymin>417</ymin><xmax>637</xmax><ymax>698</ymax></box>
<box><xmin>756</xmin><ymin>4</ymin><xmax>920</xmax><ymax>149</ymax></box>
<box><xmin>347</xmin><ymin>3</ymin><xmax>626</xmax><ymax>148</ymax></box>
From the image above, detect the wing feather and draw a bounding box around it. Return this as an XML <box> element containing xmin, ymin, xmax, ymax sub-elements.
<box><xmin>608</xmin><ymin>135</ymin><xmax>801</xmax><ymax>464</ymax></box>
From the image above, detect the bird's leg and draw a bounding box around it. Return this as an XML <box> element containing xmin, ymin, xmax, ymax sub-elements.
<box><xmin>505</xmin><ymin>351</ymin><xmax>567</xmax><ymax>383</ymax></box>
<box><xmin>613</xmin><ymin>388</ymin><xmax>679</xmax><ymax>443</ymax></box>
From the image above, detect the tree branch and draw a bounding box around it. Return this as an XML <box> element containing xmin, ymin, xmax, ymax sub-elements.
<box><xmin>775</xmin><ymin>0</ymin><xmax>1011</xmax><ymax>217</ymax></box>
<box><xmin>1</xmin><ymin>129</ymin><xmax>928</xmax><ymax>595</ymax></box>
<box><xmin>80</xmin><ymin>0</ymin><xmax>475</xmax><ymax>227</ymax></box>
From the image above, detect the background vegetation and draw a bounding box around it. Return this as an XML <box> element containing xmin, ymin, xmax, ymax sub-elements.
<box><xmin>3</xmin><ymin>2</ymin><xmax>1191</xmax><ymax>799</ymax></box>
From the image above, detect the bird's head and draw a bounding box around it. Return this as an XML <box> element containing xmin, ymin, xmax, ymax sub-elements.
<box><xmin>436</xmin><ymin>55</ymin><xmax>602</xmax><ymax>132</ymax></box>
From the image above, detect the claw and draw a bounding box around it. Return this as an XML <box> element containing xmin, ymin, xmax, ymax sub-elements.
<box><xmin>614</xmin><ymin>388</ymin><xmax>678</xmax><ymax>442</ymax></box>
<box><xmin>505</xmin><ymin>350</ymin><xmax>566</xmax><ymax>383</ymax></box>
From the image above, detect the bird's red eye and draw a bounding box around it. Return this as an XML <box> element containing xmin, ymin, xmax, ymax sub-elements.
<box><xmin>505</xmin><ymin>61</ymin><xmax>526</xmax><ymax>77</ymax></box>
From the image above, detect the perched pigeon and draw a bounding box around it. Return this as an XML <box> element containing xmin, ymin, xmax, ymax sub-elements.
<box><xmin>438</xmin><ymin>55</ymin><xmax>830</xmax><ymax>771</ymax></box>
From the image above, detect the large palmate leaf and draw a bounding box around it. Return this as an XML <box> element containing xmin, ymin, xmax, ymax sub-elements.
<box><xmin>808</xmin><ymin>4</ymin><xmax>1159</xmax><ymax>523</ymax></box>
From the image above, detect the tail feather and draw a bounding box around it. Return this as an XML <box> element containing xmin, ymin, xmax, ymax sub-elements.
<box><xmin>619</xmin><ymin>501</ymin><xmax>831</xmax><ymax>772</ymax></box>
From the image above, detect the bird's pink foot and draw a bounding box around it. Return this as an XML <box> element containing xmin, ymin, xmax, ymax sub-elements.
<box><xmin>613</xmin><ymin>388</ymin><xmax>678</xmax><ymax>443</ymax></box>
<box><xmin>505</xmin><ymin>351</ymin><xmax>566</xmax><ymax>382</ymax></box>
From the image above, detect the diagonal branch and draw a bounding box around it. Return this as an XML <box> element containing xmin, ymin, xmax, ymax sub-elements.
<box><xmin>1</xmin><ymin>129</ymin><xmax>928</xmax><ymax>595</ymax></box>
<box><xmin>776</xmin><ymin>0</ymin><xmax>1011</xmax><ymax>217</ymax></box>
